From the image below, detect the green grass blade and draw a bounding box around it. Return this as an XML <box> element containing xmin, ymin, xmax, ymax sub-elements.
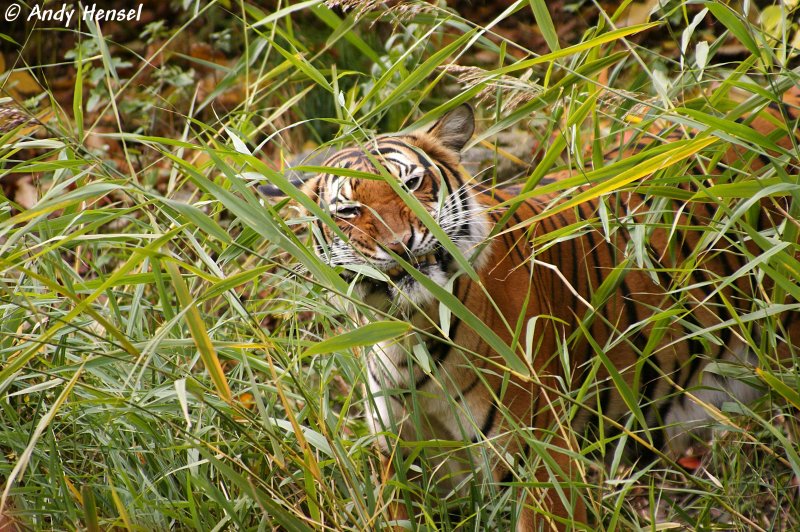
<box><xmin>301</xmin><ymin>321</ymin><xmax>411</xmax><ymax>358</ymax></box>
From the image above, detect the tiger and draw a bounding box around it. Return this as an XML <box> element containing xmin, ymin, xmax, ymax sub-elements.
<box><xmin>260</xmin><ymin>85</ymin><xmax>800</xmax><ymax>530</ymax></box>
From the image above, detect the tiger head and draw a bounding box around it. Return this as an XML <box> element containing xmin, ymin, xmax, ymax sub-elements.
<box><xmin>261</xmin><ymin>105</ymin><xmax>492</xmax><ymax>311</ymax></box>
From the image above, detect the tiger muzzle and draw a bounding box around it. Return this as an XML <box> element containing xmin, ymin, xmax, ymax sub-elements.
<box><xmin>385</xmin><ymin>252</ymin><xmax>439</xmax><ymax>280</ymax></box>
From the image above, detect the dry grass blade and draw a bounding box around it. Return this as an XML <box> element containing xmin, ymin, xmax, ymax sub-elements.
<box><xmin>166</xmin><ymin>262</ymin><xmax>232</xmax><ymax>404</ymax></box>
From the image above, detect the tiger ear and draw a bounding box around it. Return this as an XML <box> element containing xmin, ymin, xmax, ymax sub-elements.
<box><xmin>426</xmin><ymin>104</ymin><xmax>475</xmax><ymax>153</ymax></box>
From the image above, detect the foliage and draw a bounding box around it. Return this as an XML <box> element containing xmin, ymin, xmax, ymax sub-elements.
<box><xmin>0</xmin><ymin>0</ymin><xmax>798</xmax><ymax>530</ymax></box>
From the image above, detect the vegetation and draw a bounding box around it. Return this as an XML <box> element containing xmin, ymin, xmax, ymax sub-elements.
<box><xmin>0</xmin><ymin>0</ymin><xmax>798</xmax><ymax>530</ymax></box>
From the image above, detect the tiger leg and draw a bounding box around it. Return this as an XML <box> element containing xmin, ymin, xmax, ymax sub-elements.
<box><xmin>378</xmin><ymin>453</ymin><xmax>412</xmax><ymax>530</ymax></box>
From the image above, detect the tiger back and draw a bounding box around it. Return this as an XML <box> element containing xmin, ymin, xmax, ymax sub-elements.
<box><xmin>261</xmin><ymin>86</ymin><xmax>800</xmax><ymax>530</ymax></box>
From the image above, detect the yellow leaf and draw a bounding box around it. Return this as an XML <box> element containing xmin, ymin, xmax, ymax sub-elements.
<box><xmin>166</xmin><ymin>262</ymin><xmax>232</xmax><ymax>404</ymax></box>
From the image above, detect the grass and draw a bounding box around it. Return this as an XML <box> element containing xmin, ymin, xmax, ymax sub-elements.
<box><xmin>0</xmin><ymin>0</ymin><xmax>799</xmax><ymax>530</ymax></box>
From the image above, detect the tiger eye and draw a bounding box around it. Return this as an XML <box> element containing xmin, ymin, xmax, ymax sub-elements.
<box><xmin>404</xmin><ymin>172</ymin><xmax>424</xmax><ymax>191</ymax></box>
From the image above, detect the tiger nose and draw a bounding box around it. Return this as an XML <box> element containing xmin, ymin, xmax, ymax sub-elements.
<box><xmin>385</xmin><ymin>232</ymin><xmax>412</xmax><ymax>254</ymax></box>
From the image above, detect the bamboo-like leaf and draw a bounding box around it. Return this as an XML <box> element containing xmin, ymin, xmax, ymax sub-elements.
<box><xmin>498</xmin><ymin>136</ymin><xmax>719</xmax><ymax>235</ymax></box>
<box><xmin>196</xmin><ymin>448</ymin><xmax>310</xmax><ymax>532</ymax></box>
<box><xmin>360</xmin><ymin>29</ymin><xmax>478</xmax><ymax>120</ymax></box>
<box><xmin>1</xmin><ymin>363</ymin><xmax>85</xmax><ymax>512</ymax></box>
<box><xmin>676</xmin><ymin>107</ymin><xmax>787</xmax><ymax>155</ymax></box>
<box><xmin>250</xmin><ymin>0</ymin><xmax>323</xmax><ymax>28</ymax></box>
<box><xmin>108</xmin><ymin>483</ymin><xmax>132</xmax><ymax>530</ymax></box>
<box><xmin>0</xmin><ymin>182</ymin><xmax>124</xmax><ymax>231</ymax></box>
<box><xmin>301</xmin><ymin>321</ymin><xmax>411</xmax><ymax>358</ymax></box>
<box><xmin>160</xmin><ymin>198</ymin><xmax>232</xmax><ymax>243</ymax></box>
<box><xmin>166</xmin><ymin>262</ymin><xmax>232</xmax><ymax>404</ymax></box>
<box><xmin>270</xmin><ymin>41</ymin><xmax>333</xmax><ymax>93</ymax></box>
<box><xmin>528</xmin><ymin>0</ymin><xmax>560</xmax><ymax>52</ymax></box>
<box><xmin>81</xmin><ymin>485</ymin><xmax>100</xmax><ymax>532</ymax></box>
<box><xmin>705</xmin><ymin>3</ymin><xmax>761</xmax><ymax>60</ymax></box>
<box><xmin>0</xmin><ymin>226</ymin><xmax>176</xmax><ymax>385</ymax></box>
<box><xmin>756</xmin><ymin>368</ymin><xmax>800</xmax><ymax>411</ymax></box>
<box><xmin>312</xmin><ymin>5</ymin><xmax>384</xmax><ymax>67</ymax></box>
<box><xmin>489</xmin><ymin>23</ymin><xmax>659</xmax><ymax>76</ymax></box>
